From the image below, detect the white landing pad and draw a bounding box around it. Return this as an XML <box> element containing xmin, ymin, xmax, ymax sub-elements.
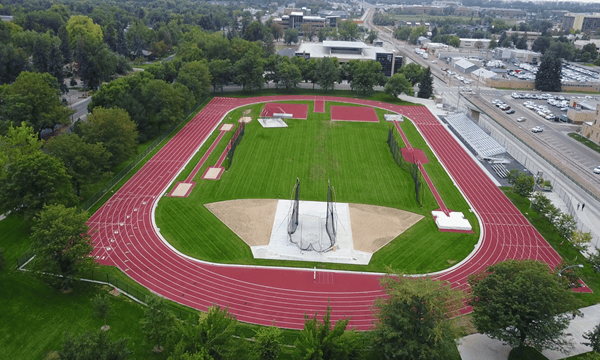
<box><xmin>258</xmin><ymin>118</ymin><xmax>288</xmax><ymax>128</ymax></box>
<box><xmin>384</xmin><ymin>114</ymin><xmax>404</xmax><ymax>122</ymax></box>
<box><xmin>432</xmin><ymin>211</ymin><xmax>472</xmax><ymax>231</ymax></box>
<box><xmin>251</xmin><ymin>200</ymin><xmax>372</xmax><ymax>265</ymax></box>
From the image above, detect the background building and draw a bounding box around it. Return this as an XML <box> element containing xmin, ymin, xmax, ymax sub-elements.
<box><xmin>582</xmin><ymin>105</ymin><xmax>600</xmax><ymax>144</ymax></box>
<box><xmin>563</xmin><ymin>13</ymin><xmax>600</xmax><ymax>32</ymax></box>
<box><xmin>295</xmin><ymin>41</ymin><xmax>399</xmax><ymax>76</ymax></box>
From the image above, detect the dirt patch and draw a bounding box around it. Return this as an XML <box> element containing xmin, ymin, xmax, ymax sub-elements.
<box><xmin>349</xmin><ymin>204</ymin><xmax>423</xmax><ymax>253</ymax></box>
<box><xmin>205</xmin><ymin>199</ymin><xmax>279</xmax><ymax>246</ymax></box>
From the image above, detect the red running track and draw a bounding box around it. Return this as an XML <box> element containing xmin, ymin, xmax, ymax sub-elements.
<box><xmin>314</xmin><ymin>97</ymin><xmax>325</xmax><ymax>113</ymax></box>
<box><xmin>89</xmin><ymin>96</ymin><xmax>564</xmax><ymax>330</ymax></box>
<box><xmin>261</xmin><ymin>103</ymin><xmax>308</xmax><ymax>119</ymax></box>
<box><xmin>330</xmin><ymin>105</ymin><xmax>379</xmax><ymax>122</ymax></box>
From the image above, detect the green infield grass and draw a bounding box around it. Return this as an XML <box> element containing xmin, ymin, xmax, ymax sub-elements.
<box><xmin>155</xmin><ymin>99</ymin><xmax>479</xmax><ymax>274</ymax></box>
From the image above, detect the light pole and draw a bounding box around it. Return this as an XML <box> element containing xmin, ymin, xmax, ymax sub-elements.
<box><xmin>558</xmin><ymin>264</ymin><xmax>583</xmax><ymax>277</ymax></box>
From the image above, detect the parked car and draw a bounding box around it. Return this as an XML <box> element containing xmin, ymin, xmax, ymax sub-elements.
<box><xmin>531</xmin><ymin>126</ymin><xmax>544</xmax><ymax>133</ymax></box>
<box><xmin>594</xmin><ymin>166</ymin><xmax>600</xmax><ymax>174</ymax></box>
<box><xmin>516</xmin><ymin>117</ymin><xmax>526</xmax><ymax>122</ymax></box>
<box><xmin>506</xmin><ymin>109</ymin><xmax>516</xmax><ymax>114</ymax></box>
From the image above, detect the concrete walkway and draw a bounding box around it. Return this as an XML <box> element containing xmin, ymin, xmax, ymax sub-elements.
<box><xmin>458</xmin><ymin>304</ymin><xmax>600</xmax><ymax>360</ymax></box>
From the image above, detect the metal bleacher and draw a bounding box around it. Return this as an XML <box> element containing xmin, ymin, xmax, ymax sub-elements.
<box><xmin>491</xmin><ymin>163</ymin><xmax>509</xmax><ymax>179</ymax></box>
<box><xmin>445</xmin><ymin>113</ymin><xmax>507</xmax><ymax>158</ymax></box>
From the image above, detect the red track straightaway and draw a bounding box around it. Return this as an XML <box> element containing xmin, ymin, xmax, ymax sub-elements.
<box><xmin>89</xmin><ymin>96</ymin><xmax>563</xmax><ymax>330</ymax></box>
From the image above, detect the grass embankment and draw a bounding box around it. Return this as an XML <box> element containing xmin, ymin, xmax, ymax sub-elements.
<box><xmin>569</xmin><ymin>133</ymin><xmax>600</xmax><ymax>154</ymax></box>
<box><xmin>156</xmin><ymin>99</ymin><xmax>478</xmax><ymax>274</ymax></box>
<box><xmin>0</xmin><ymin>217</ymin><xmax>302</xmax><ymax>360</ymax></box>
<box><xmin>502</xmin><ymin>188</ymin><xmax>600</xmax><ymax>306</ymax></box>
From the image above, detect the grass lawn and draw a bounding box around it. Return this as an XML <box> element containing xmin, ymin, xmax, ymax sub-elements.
<box><xmin>155</xmin><ymin>99</ymin><xmax>478</xmax><ymax>273</ymax></box>
<box><xmin>502</xmin><ymin>188</ymin><xmax>600</xmax><ymax>305</ymax></box>
<box><xmin>569</xmin><ymin>133</ymin><xmax>600</xmax><ymax>154</ymax></box>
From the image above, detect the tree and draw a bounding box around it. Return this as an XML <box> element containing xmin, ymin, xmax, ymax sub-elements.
<box><xmin>366</xmin><ymin>30</ymin><xmax>378</xmax><ymax>44</ymax></box>
<box><xmin>531</xmin><ymin>192</ymin><xmax>552</xmax><ymax>214</ymax></box>
<box><xmin>417</xmin><ymin>66</ymin><xmax>433</xmax><ymax>99</ymax></box>
<box><xmin>91</xmin><ymin>294</ymin><xmax>113</xmax><ymax>330</ymax></box>
<box><xmin>276</xmin><ymin>60</ymin><xmax>302</xmax><ymax>89</ymax></box>
<box><xmin>317</xmin><ymin>28</ymin><xmax>328</xmax><ymax>42</ymax></box>
<box><xmin>338</xmin><ymin>20</ymin><xmax>359</xmax><ymax>41</ymax></box>
<box><xmin>409</xmin><ymin>26</ymin><xmax>427</xmax><ymax>45</ymax></box>
<box><xmin>350</xmin><ymin>60</ymin><xmax>383</xmax><ymax>96</ymax></box>
<box><xmin>253</xmin><ymin>325</ymin><xmax>283</xmax><ymax>360</ymax></box>
<box><xmin>140</xmin><ymin>295</ymin><xmax>177</xmax><ymax>352</ymax></box>
<box><xmin>0</xmin><ymin>248</ymin><xmax>5</xmax><ymax>273</ymax></box>
<box><xmin>488</xmin><ymin>37</ymin><xmax>498</xmax><ymax>50</ymax></box>
<box><xmin>208</xmin><ymin>59</ymin><xmax>233</xmax><ymax>92</ymax></box>
<box><xmin>60</xmin><ymin>330</ymin><xmax>131</xmax><ymax>360</ymax></box>
<box><xmin>31</xmin><ymin>205</ymin><xmax>94</xmax><ymax>289</ymax></box>
<box><xmin>385</xmin><ymin>73</ymin><xmax>413</xmax><ymax>99</ymax></box>
<box><xmin>143</xmin><ymin>80</ymin><xmax>192</xmax><ymax>132</ymax></box>
<box><xmin>284</xmin><ymin>28</ymin><xmax>299</xmax><ymax>45</ymax></box>
<box><xmin>469</xmin><ymin>260</ymin><xmax>580</xmax><ymax>353</ymax></box>
<box><xmin>0</xmin><ymin>43</ymin><xmax>32</xmax><ymax>85</ymax></box>
<box><xmin>0</xmin><ymin>153</ymin><xmax>76</xmax><ymax>220</ymax></box>
<box><xmin>532</xmin><ymin>37</ymin><xmax>552</xmax><ymax>54</ymax></box>
<box><xmin>516</xmin><ymin>36</ymin><xmax>528</xmax><ymax>50</ymax></box>
<box><xmin>571</xmin><ymin>231</ymin><xmax>592</xmax><ymax>252</ymax></box>
<box><xmin>233</xmin><ymin>52</ymin><xmax>264</xmax><ymax>91</ymax></box>
<box><xmin>536</xmin><ymin>53</ymin><xmax>562</xmax><ymax>92</ymax></box>
<box><xmin>315</xmin><ymin>57</ymin><xmax>340</xmax><ymax>91</ymax></box>
<box><xmin>171</xmin><ymin>305</ymin><xmax>243</xmax><ymax>359</ymax></box>
<box><xmin>45</xmin><ymin>133</ymin><xmax>110</xmax><ymax>197</ymax></box>
<box><xmin>583</xmin><ymin>324</ymin><xmax>600</xmax><ymax>353</ymax></box>
<box><xmin>447</xmin><ymin>35</ymin><xmax>461</xmax><ymax>48</ymax></box>
<box><xmin>271</xmin><ymin>22</ymin><xmax>283</xmax><ymax>41</ymax></box>
<box><xmin>582</xmin><ymin>43</ymin><xmax>598</xmax><ymax>60</ymax></box>
<box><xmin>399</xmin><ymin>63</ymin><xmax>424</xmax><ymax>86</ymax></box>
<box><xmin>81</xmin><ymin>107</ymin><xmax>138</xmax><ymax>167</ymax></box>
<box><xmin>66</xmin><ymin>15</ymin><xmax>103</xmax><ymax>48</ymax></box>
<box><xmin>0</xmin><ymin>122</ymin><xmax>43</xmax><ymax>180</ymax></box>
<box><xmin>294</xmin><ymin>304</ymin><xmax>351</xmax><ymax>360</ymax></box>
<box><xmin>176</xmin><ymin>61</ymin><xmax>212</xmax><ymax>102</ymax></box>
<box><xmin>372</xmin><ymin>275</ymin><xmax>464</xmax><ymax>360</ymax></box>
<box><xmin>474</xmin><ymin>41</ymin><xmax>484</xmax><ymax>51</ymax></box>
<box><xmin>554</xmin><ymin>213</ymin><xmax>577</xmax><ymax>241</ymax></box>
<box><xmin>512</xmin><ymin>172</ymin><xmax>535</xmax><ymax>198</ymax></box>
<box><xmin>2</xmin><ymin>72</ymin><xmax>72</xmax><ymax>135</ymax></box>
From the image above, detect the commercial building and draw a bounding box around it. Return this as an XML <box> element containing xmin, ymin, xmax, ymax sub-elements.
<box><xmin>563</xmin><ymin>13</ymin><xmax>600</xmax><ymax>32</ymax></box>
<box><xmin>481</xmin><ymin>8</ymin><xmax>526</xmax><ymax>18</ymax></box>
<box><xmin>453</xmin><ymin>7</ymin><xmax>479</xmax><ymax>17</ymax></box>
<box><xmin>567</xmin><ymin>99</ymin><xmax>598</xmax><ymax>125</ymax></box>
<box><xmin>295</xmin><ymin>41</ymin><xmax>399</xmax><ymax>77</ymax></box>
<box><xmin>582</xmin><ymin>105</ymin><xmax>600</xmax><ymax>145</ymax></box>
<box><xmin>574</xmin><ymin>39</ymin><xmax>600</xmax><ymax>51</ymax></box>
<box><xmin>492</xmin><ymin>48</ymin><xmax>541</xmax><ymax>64</ymax></box>
<box><xmin>274</xmin><ymin>11</ymin><xmax>336</xmax><ymax>34</ymax></box>
<box><xmin>453</xmin><ymin>58</ymin><xmax>479</xmax><ymax>73</ymax></box>
<box><xmin>459</xmin><ymin>38</ymin><xmax>491</xmax><ymax>49</ymax></box>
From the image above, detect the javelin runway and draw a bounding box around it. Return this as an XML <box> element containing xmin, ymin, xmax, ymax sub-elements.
<box><xmin>89</xmin><ymin>96</ymin><xmax>563</xmax><ymax>330</ymax></box>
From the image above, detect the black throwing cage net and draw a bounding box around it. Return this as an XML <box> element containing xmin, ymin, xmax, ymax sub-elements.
<box><xmin>224</xmin><ymin>122</ymin><xmax>245</xmax><ymax>170</ymax></box>
<box><xmin>325</xmin><ymin>180</ymin><xmax>336</xmax><ymax>248</ymax></box>
<box><xmin>287</xmin><ymin>178</ymin><xmax>300</xmax><ymax>235</ymax></box>
<box><xmin>387</xmin><ymin>128</ymin><xmax>424</xmax><ymax>206</ymax></box>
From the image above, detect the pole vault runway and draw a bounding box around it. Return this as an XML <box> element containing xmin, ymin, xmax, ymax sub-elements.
<box><xmin>89</xmin><ymin>96</ymin><xmax>564</xmax><ymax>330</ymax></box>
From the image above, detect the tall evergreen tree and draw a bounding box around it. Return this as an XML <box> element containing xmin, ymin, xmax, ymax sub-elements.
<box><xmin>48</xmin><ymin>44</ymin><xmax>67</xmax><ymax>94</ymax></box>
<box><xmin>417</xmin><ymin>66</ymin><xmax>433</xmax><ymax>99</ymax></box>
<box><xmin>116</xmin><ymin>29</ymin><xmax>129</xmax><ymax>57</ymax></box>
<box><xmin>33</xmin><ymin>37</ymin><xmax>50</xmax><ymax>74</ymax></box>
<box><xmin>535</xmin><ymin>54</ymin><xmax>562</xmax><ymax>92</ymax></box>
<box><xmin>58</xmin><ymin>25</ymin><xmax>71</xmax><ymax>64</ymax></box>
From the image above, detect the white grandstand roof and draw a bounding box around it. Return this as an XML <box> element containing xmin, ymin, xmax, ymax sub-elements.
<box><xmin>445</xmin><ymin>113</ymin><xmax>506</xmax><ymax>158</ymax></box>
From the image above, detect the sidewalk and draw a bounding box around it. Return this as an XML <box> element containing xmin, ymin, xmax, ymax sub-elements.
<box><xmin>458</xmin><ymin>304</ymin><xmax>600</xmax><ymax>360</ymax></box>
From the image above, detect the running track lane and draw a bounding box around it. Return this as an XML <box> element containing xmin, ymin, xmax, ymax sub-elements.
<box><xmin>89</xmin><ymin>96</ymin><xmax>564</xmax><ymax>330</ymax></box>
